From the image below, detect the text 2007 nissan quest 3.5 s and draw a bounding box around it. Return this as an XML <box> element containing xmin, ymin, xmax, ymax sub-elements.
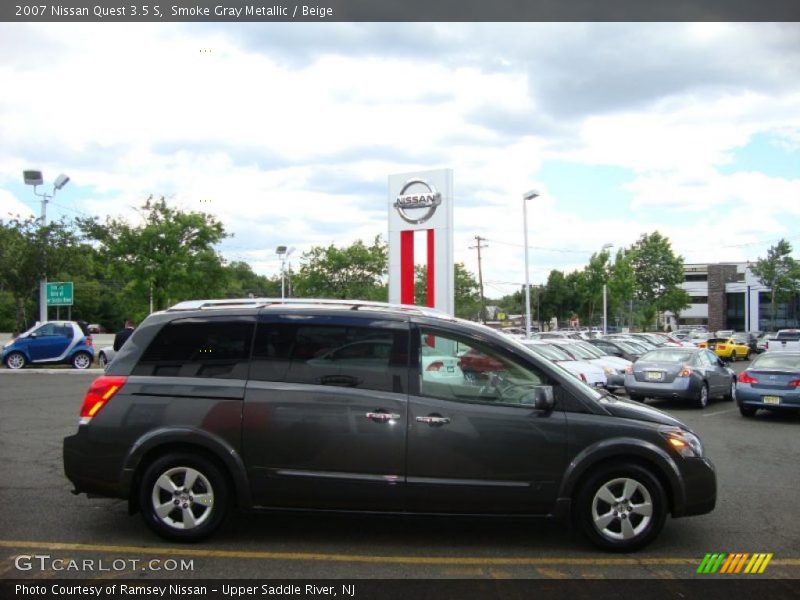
<box><xmin>63</xmin><ymin>298</ymin><xmax>716</xmax><ymax>551</ymax></box>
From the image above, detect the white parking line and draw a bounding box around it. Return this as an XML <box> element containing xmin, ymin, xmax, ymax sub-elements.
<box><xmin>701</xmin><ymin>408</ymin><xmax>738</xmax><ymax>417</ymax></box>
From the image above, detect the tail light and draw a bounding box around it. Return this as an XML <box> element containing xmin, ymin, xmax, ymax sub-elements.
<box><xmin>426</xmin><ymin>361</ymin><xmax>444</xmax><ymax>372</ymax></box>
<box><xmin>79</xmin><ymin>376</ymin><xmax>127</xmax><ymax>425</ymax></box>
<box><xmin>678</xmin><ymin>366</ymin><xmax>693</xmax><ymax>377</ymax></box>
<box><xmin>579</xmin><ymin>373</ymin><xmax>587</xmax><ymax>383</ymax></box>
<box><xmin>625</xmin><ymin>365</ymin><xmax>633</xmax><ymax>374</ymax></box>
<box><xmin>765</xmin><ymin>342</ymin><xmax>769</xmax><ymax>350</ymax></box>
<box><xmin>737</xmin><ymin>372</ymin><xmax>759</xmax><ymax>385</ymax></box>
<box><xmin>788</xmin><ymin>379</ymin><xmax>800</xmax><ymax>388</ymax></box>
<box><xmin>718</xmin><ymin>345</ymin><xmax>727</xmax><ymax>350</ymax></box>
<box><xmin>84</xmin><ymin>337</ymin><xmax>93</xmax><ymax>347</ymax></box>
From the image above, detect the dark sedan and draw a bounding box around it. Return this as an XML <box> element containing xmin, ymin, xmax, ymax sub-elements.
<box><xmin>736</xmin><ymin>352</ymin><xmax>800</xmax><ymax>417</ymax></box>
<box><xmin>624</xmin><ymin>347</ymin><xmax>736</xmax><ymax>408</ymax></box>
<box><xmin>589</xmin><ymin>338</ymin><xmax>643</xmax><ymax>362</ymax></box>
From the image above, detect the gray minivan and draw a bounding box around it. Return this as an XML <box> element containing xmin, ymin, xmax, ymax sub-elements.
<box><xmin>63</xmin><ymin>299</ymin><xmax>716</xmax><ymax>552</ymax></box>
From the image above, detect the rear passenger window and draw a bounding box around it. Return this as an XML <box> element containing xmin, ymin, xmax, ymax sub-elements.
<box><xmin>133</xmin><ymin>318</ymin><xmax>254</xmax><ymax>379</ymax></box>
<box><xmin>250</xmin><ymin>323</ymin><xmax>408</xmax><ymax>393</ymax></box>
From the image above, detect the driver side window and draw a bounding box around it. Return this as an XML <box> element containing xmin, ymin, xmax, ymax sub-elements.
<box><xmin>419</xmin><ymin>328</ymin><xmax>545</xmax><ymax>406</ymax></box>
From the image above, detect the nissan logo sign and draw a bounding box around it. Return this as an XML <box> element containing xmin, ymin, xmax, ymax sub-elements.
<box><xmin>394</xmin><ymin>179</ymin><xmax>442</xmax><ymax>224</ymax></box>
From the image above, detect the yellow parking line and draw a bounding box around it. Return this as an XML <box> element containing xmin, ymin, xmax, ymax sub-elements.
<box><xmin>2</xmin><ymin>540</ymin><xmax>800</xmax><ymax>567</ymax></box>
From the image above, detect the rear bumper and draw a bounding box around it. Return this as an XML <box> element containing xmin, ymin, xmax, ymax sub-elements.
<box><xmin>63</xmin><ymin>430</ymin><xmax>128</xmax><ymax>499</ymax></box>
<box><xmin>624</xmin><ymin>375</ymin><xmax>698</xmax><ymax>400</ymax></box>
<box><xmin>737</xmin><ymin>387</ymin><xmax>800</xmax><ymax>411</ymax></box>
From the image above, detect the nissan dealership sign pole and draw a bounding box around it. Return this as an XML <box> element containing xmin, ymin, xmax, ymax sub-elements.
<box><xmin>388</xmin><ymin>169</ymin><xmax>454</xmax><ymax>316</ymax></box>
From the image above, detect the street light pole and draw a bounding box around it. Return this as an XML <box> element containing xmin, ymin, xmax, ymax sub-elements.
<box><xmin>276</xmin><ymin>246</ymin><xmax>295</xmax><ymax>301</ymax></box>
<box><xmin>522</xmin><ymin>189</ymin><xmax>540</xmax><ymax>338</ymax></box>
<box><xmin>23</xmin><ymin>170</ymin><xmax>69</xmax><ymax>324</ymax></box>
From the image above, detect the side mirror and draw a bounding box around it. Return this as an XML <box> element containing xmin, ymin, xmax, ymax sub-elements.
<box><xmin>522</xmin><ymin>386</ymin><xmax>555</xmax><ymax>411</ymax></box>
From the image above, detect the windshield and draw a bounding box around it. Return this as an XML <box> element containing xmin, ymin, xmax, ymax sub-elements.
<box><xmin>522</xmin><ymin>342</ymin><xmax>573</xmax><ymax>361</ymax></box>
<box><xmin>614</xmin><ymin>341</ymin><xmax>640</xmax><ymax>354</ymax></box>
<box><xmin>554</xmin><ymin>343</ymin><xmax>596</xmax><ymax>360</ymax></box>
<box><xmin>575</xmin><ymin>342</ymin><xmax>606</xmax><ymax>358</ymax></box>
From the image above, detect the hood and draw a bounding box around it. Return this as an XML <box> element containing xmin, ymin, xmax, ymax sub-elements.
<box><xmin>598</xmin><ymin>395</ymin><xmax>687</xmax><ymax>428</ymax></box>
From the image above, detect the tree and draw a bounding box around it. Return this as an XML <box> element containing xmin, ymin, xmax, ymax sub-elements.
<box><xmin>415</xmin><ymin>263</ymin><xmax>481</xmax><ymax>320</ymax></box>
<box><xmin>224</xmin><ymin>261</ymin><xmax>281</xmax><ymax>298</ymax></box>
<box><xmin>628</xmin><ymin>232</ymin><xmax>685</xmax><ymax>328</ymax></box>
<box><xmin>659</xmin><ymin>287</ymin><xmax>692</xmax><ymax>327</ymax></box>
<box><xmin>750</xmin><ymin>239</ymin><xmax>800</xmax><ymax>329</ymax></box>
<box><xmin>608</xmin><ymin>249</ymin><xmax>636</xmax><ymax>329</ymax></box>
<box><xmin>0</xmin><ymin>217</ymin><xmax>86</xmax><ymax>333</ymax></box>
<box><xmin>292</xmin><ymin>236</ymin><xmax>388</xmax><ymax>301</ymax></box>
<box><xmin>580</xmin><ymin>249</ymin><xmax>612</xmax><ymax>326</ymax></box>
<box><xmin>78</xmin><ymin>197</ymin><xmax>229</xmax><ymax>314</ymax></box>
<box><xmin>540</xmin><ymin>270</ymin><xmax>569</xmax><ymax>326</ymax></box>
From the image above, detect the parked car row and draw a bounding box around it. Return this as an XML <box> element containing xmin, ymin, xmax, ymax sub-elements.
<box><xmin>2</xmin><ymin>321</ymin><xmax>94</xmax><ymax>369</ymax></box>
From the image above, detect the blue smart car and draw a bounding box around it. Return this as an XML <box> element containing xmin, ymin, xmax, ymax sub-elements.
<box><xmin>2</xmin><ymin>321</ymin><xmax>94</xmax><ymax>369</ymax></box>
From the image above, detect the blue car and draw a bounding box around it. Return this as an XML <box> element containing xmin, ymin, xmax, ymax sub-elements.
<box><xmin>2</xmin><ymin>321</ymin><xmax>94</xmax><ymax>370</ymax></box>
<box><xmin>736</xmin><ymin>351</ymin><xmax>800</xmax><ymax>417</ymax></box>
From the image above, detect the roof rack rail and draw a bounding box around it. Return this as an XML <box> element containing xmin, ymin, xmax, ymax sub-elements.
<box><xmin>167</xmin><ymin>297</ymin><xmax>454</xmax><ymax>319</ymax></box>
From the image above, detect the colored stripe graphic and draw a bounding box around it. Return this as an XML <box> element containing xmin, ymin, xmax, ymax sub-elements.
<box><xmin>698</xmin><ymin>553</ymin><xmax>773</xmax><ymax>574</ymax></box>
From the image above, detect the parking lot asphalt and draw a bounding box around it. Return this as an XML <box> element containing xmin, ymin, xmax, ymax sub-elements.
<box><xmin>0</xmin><ymin>364</ymin><xmax>798</xmax><ymax>581</ymax></box>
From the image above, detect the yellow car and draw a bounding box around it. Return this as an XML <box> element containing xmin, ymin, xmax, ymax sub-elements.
<box><xmin>696</xmin><ymin>337</ymin><xmax>751</xmax><ymax>361</ymax></box>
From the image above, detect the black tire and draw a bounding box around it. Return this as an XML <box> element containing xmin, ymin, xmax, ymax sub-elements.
<box><xmin>139</xmin><ymin>453</ymin><xmax>229</xmax><ymax>542</ymax></box>
<box><xmin>695</xmin><ymin>383</ymin><xmax>709</xmax><ymax>409</ymax></box>
<box><xmin>4</xmin><ymin>351</ymin><xmax>26</xmax><ymax>370</ymax></box>
<box><xmin>739</xmin><ymin>405</ymin><xmax>757</xmax><ymax>418</ymax></box>
<box><xmin>98</xmin><ymin>352</ymin><xmax>108</xmax><ymax>368</ymax></box>
<box><xmin>728</xmin><ymin>352</ymin><xmax>736</xmax><ymax>363</ymax></box>
<box><xmin>574</xmin><ymin>461</ymin><xmax>667</xmax><ymax>552</ymax></box>
<box><xmin>71</xmin><ymin>352</ymin><xmax>92</xmax><ymax>370</ymax></box>
<box><xmin>724</xmin><ymin>378</ymin><xmax>736</xmax><ymax>402</ymax></box>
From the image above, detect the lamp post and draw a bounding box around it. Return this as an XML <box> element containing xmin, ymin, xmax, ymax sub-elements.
<box><xmin>276</xmin><ymin>245</ymin><xmax>295</xmax><ymax>300</ymax></box>
<box><xmin>522</xmin><ymin>189</ymin><xmax>540</xmax><ymax>338</ymax></box>
<box><xmin>23</xmin><ymin>170</ymin><xmax>70</xmax><ymax>324</ymax></box>
<box><xmin>601</xmin><ymin>243</ymin><xmax>613</xmax><ymax>335</ymax></box>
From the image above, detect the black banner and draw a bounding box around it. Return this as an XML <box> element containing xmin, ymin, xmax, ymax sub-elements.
<box><xmin>3</xmin><ymin>0</ymin><xmax>800</xmax><ymax>22</ymax></box>
<box><xmin>3</xmin><ymin>579</ymin><xmax>800</xmax><ymax>600</ymax></box>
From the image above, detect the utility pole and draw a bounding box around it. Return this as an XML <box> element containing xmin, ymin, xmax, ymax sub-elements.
<box><xmin>470</xmin><ymin>236</ymin><xmax>488</xmax><ymax>323</ymax></box>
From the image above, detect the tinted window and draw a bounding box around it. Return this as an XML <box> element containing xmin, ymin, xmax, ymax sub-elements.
<box><xmin>250</xmin><ymin>322</ymin><xmax>408</xmax><ymax>393</ymax></box>
<box><xmin>133</xmin><ymin>317</ymin><xmax>254</xmax><ymax>379</ymax></box>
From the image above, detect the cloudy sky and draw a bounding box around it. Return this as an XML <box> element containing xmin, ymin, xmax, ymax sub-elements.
<box><xmin>1</xmin><ymin>22</ymin><xmax>798</xmax><ymax>298</ymax></box>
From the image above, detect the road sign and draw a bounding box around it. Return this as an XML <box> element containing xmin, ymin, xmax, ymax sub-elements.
<box><xmin>46</xmin><ymin>281</ymin><xmax>73</xmax><ymax>306</ymax></box>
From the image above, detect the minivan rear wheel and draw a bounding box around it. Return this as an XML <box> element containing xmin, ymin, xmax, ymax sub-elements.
<box><xmin>139</xmin><ymin>453</ymin><xmax>228</xmax><ymax>542</ymax></box>
<box><xmin>574</xmin><ymin>462</ymin><xmax>667</xmax><ymax>552</ymax></box>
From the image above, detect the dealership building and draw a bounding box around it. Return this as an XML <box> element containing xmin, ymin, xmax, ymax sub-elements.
<box><xmin>670</xmin><ymin>262</ymin><xmax>800</xmax><ymax>332</ymax></box>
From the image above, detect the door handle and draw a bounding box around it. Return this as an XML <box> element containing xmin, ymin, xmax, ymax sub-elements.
<box><xmin>416</xmin><ymin>415</ymin><xmax>451</xmax><ymax>425</ymax></box>
<box><xmin>366</xmin><ymin>412</ymin><xmax>401</xmax><ymax>423</ymax></box>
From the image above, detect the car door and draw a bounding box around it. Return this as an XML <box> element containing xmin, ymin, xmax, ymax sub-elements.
<box><xmin>405</xmin><ymin>325</ymin><xmax>568</xmax><ymax>515</ymax></box>
<box><xmin>705</xmin><ymin>350</ymin><xmax>730</xmax><ymax>394</ymax></box>
<box><xmin>243</xmin><ymin>314</ymin><xmax>409</xmax><ymax>511</ymax></box>
<box><xmin>28</xmin><ymin>323</ymin><xmax>72</xmax><ymax>361</ymax></box>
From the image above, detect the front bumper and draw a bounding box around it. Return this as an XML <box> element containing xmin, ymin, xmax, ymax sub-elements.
<box><xmin>673</xmin><ymin>457</ymin><xmax>717</xmax><ymax>517</ymax></box>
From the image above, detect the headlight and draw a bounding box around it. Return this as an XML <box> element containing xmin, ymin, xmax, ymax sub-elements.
<box><xmin>660</xmin><ymin>427</ymin><xmax>704</xmax><ymax>458</ymax></box>
<box><xmin>604</xmin><ymin>367</ymin><xmax>615</xmax><ymax>375</ymax></box>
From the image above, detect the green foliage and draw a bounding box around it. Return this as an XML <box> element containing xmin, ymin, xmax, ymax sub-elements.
<box><xmin>659</xmin><ymin>286</ymin><xmax>692</xmax><ymax>319</ymax></box>
<box><xmin>750</xmin><ymin>239</ymin><xmax>800</xmax><ymax>328</ymax></box>
<box><xmin>77</xmin><ymin>196</ymin><xmax>230</xmax><ymax>313</ymax></box>
<box><xmin>292</xmin><ymin>236</ymin><xmax>388</xmax><ymax>301</ymax></box>
<box><xmin>0</xmin><ymin>216</ymin><xmax>87</xmax><ymax>332</ymax></box>
<box><xmin>629</xmin><ymin>232</ymin><xmax>685</xmax><ymax>304</ymax></box>
<box><xmin>415</xmin><ymin>263</ymin><xmax>482</xmax><ymax>320</ymax></box>
<box><xmin>224</xmin><ymin>261</ymin><xmax>281</xmax><ymax>298</ymax></box>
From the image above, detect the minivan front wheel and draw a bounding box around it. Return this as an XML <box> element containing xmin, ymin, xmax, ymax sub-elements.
<box><xmin>575</xmin><ymin>462</ymin><xmax>667</xmax><ymax>552</ymax></box>
<box><xmin>139</xmin><ymin>453</ymin><xmax>228</xmax><ymax>542</ymax></box>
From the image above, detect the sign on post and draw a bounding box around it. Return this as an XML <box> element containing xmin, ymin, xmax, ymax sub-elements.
<box><xmin>46</xmin><ymin>281</ymin><xmax>74</xmax><ymax>306</ymax></box>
